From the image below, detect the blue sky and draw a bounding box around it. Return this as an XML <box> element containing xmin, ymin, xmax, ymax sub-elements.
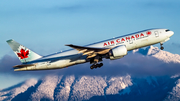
<box><xmin>1</xmin><ymin>0</ymin><xmax>180</xmax><ymax>89</ymax></box>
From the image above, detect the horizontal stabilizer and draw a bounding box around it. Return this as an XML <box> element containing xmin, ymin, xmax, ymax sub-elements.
<box><xmin>13</xmin><ymin>64</ymin><xmax>36</xmax><ymax>68</ymax></box>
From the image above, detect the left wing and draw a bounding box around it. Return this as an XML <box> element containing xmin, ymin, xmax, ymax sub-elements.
<box><xmin>65</xmin><ymin>44</ymin><xmax>111</xmax><ymax>58</ymax></box>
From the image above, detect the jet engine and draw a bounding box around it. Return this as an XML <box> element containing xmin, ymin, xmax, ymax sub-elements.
<box><xmin>108</xmin><ymin>45</ymin><xmax>127</xmax><ymax>60</ymax></box>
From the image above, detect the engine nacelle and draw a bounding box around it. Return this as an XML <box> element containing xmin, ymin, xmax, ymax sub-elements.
<box><xmin>109</xmin><ymin>45</ymin><xmax>127</xmax><ymax>60</ymax></box>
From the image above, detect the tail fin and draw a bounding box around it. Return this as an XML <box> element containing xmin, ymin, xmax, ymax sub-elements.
<box><xmin>7</xmin><ymin>39</ymin><xmax>42</xmax><ymax>63</ymax></box>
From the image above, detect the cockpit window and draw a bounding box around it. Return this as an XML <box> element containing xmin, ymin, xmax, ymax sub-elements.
<box><xmin>165</xmin><ymin>29</ymin><xmax>170</xmax><ymax>32</ymax></box>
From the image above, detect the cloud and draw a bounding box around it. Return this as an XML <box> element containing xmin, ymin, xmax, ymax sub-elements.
<box><xmin>1</xmin><ymin>47</ymin><xmax>180</xmax><ymax>77</ymax></box>
<box><xmin>0</xmin><ymin>55</ymin><xmax>59</xmax><ymax>76</ymax></box>
<box><xmin>0</xmin><ymin>55</ymin><xmax>20</xmax><ymax>74</ymax></box>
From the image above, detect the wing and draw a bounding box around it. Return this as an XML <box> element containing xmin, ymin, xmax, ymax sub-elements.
<box><xmin>65</xmin><ymin>44</ymin><xmax>111</xmax><ymax>58</ymax></box>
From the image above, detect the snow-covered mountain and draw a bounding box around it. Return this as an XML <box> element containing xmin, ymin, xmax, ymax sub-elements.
<box><xmin>136</xmin><ymin>45</ymin><xmax>180</xmax><ymax>63</ymax></box>
<box><xmin>1</xmin><ymin>46</ymin><xmax>180</xmax><ymax>101</ymax></box>
<box><xmin>1</xmin><ymin>75</ymin><xmax>180</xmax><ymax>101</ymax></box>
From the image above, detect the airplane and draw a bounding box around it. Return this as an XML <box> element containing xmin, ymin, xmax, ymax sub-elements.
<box><xmin>7</xmin><ymin>28</ymin><xmax>174</xmax><ymax>71</ymax></box>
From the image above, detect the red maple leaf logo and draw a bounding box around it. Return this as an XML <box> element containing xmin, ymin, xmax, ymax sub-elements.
<box><xmin>17</xmin><ymin>49</ymin><xmax>29</xmax><ymax>59</ymax></box>
<box><xmin>146</xmin><ymin>31</ymin><xmax>151</xmax><ymax>35</ymax></box>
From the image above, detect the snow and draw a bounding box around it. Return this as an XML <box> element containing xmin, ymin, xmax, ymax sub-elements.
<box><xmin>146</xmin><ymin>46</ymin><xmax>180</xmax><ymax>63</ymax></box>
<box><xmin>1</xmin><ymin>75</ymin><xmax>180</xmax><ymax>101</ymax></box>
<box><xmin>164</xmin><ymin>79</ymin><xmax>180</xmax><ymax>101</ymax></box>
<box><xmin>69</xmin><ymin>76</ymin><xmax>107</xmax><ymax>101</ymax></box>
<box><xmin>54</xmin><ymin>75</ymin><xmax>75</xmax><ymax>101</ymax></box>
<box><xmin>106</xmin><ymin>75</ymin><xmax>132</xmax><ymax>95</ymax></box>
<box><xmin>30</xmin><ymin>75</ymin><xmax>59</xmax><ymax>101</ymax></box>
<box><xmin>171</xmin><ymin>75</ymin><xmax>180</xmax><ymax>79</ymax></box>
<box><xmin>133</xmin><ymin>46</ymin><xmax>180</xmax><ymax>63</ymax></box>
<box><xmin>0</xmin><ymin>78</ymin><xmax>37</xmax><ymax>101</ymax></box>
<box><xmin>0</xmin><ymin>75</ymin><xmax>133</xmax><ymax>101</ymax></box>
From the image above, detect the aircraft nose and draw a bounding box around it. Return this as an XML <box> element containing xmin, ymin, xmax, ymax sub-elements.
<box><xmin>168</xmin><ymin>31</ymin><xmax>174</xmax><ymax>37</ymax></box>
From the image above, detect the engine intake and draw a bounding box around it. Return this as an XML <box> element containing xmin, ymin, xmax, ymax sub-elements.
<box><xmin>109</xmin><ymin>45</ymin><xmax>127</xmax><ymax>60</ymax></box>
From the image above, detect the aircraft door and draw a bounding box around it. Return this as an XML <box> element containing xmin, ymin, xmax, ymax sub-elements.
<box><xmin>154</xmin><ymin>31</ymin><xmax>159</xmax><ymax>37</ymax></box>
<box><xmin>129</xmin><ymin>38</ymin><xmax>137</xmax><ymax>49</ymax></box>
<box><xmin>129</xmin><ymin>39</ymin><xmax>133</xmax><ymax>44</ymax></box>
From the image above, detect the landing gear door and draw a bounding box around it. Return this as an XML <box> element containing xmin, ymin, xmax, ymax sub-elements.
<box><xmin>154</xmin><ymin>31</ymin><xmax>159</xmax><ymax>37</ymax></box>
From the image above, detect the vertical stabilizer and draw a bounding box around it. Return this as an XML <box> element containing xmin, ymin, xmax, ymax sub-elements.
<box><xmin>7</xmin><ymin>39</ymin><xmax>42</xmax><ymax>63</ymax></box>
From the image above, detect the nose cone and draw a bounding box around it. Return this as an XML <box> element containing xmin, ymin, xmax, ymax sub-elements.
<box><xmin>168</xmin><ymin>31</ymin><xmax>174</xmax><ymax>37</ymax></box>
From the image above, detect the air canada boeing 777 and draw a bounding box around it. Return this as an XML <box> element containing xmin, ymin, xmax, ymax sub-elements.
<box><xmin>7</xmin><ymin>28</ymin><xmax>174</xmax><ymax>71</ymax></box>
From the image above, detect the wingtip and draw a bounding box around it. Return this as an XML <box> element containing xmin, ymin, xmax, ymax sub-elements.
<box><xmin>6</xmin><ymin>39</ymin><xmax>14</xmax><ymax>42</ymax></box>
<box><xmin>65</xmin><ymin>44</ymin><xmax>73</xmax><ymax>46</ymax></box>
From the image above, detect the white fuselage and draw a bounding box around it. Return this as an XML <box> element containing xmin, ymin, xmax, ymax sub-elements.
<box><xmin>15</xmin><ymin>28</ymin><xmax>174</xmax><ymax>71</ymax></box>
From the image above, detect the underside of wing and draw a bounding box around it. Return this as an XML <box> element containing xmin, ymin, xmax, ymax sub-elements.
<box><xmin>65</xmin><ymin>44</ymin><xmax>111</xmax><ymax>58</ymax></box>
